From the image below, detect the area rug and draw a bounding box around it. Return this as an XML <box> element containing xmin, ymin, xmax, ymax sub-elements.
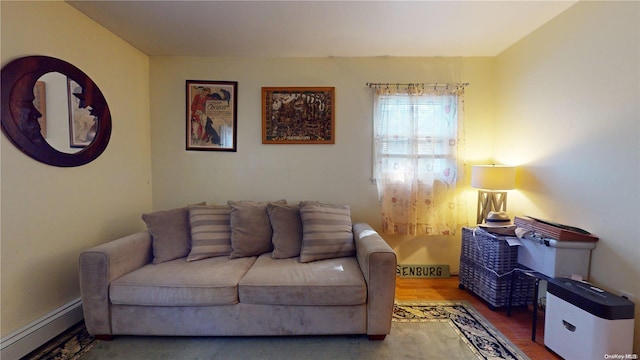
<box><xmin>23</xmin><ymin>321</ymin><xmax>96</xmax><ymax>360</ymax></box>
<box><xmin>394</xmin><ymin>301</ymin><xmax>529</xmax><ymax>360</ymax></box>
<box><xmin>25</xmin><ymin>301</ymin><xmax>528</xmax><ymax>360</ymax></box>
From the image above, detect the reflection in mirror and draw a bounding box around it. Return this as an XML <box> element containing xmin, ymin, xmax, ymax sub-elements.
<box><xmin>68</xmin><ymin>79</ymin><xmax>98</xmax><ymax>148</ymax></box>
<box><xmin>1</xmin><ymin>55</ymin><xmax>111</xmax><ymax>167</ymax></box>
<box><xmin>35</xmin><ymin>72</ymin><xmax>98</xmax><ymax>154</ymax></box>
<box><xmin>32</xmin><ymin>81</ymin><xmax>47</xmax><ymax>138</ymax></box>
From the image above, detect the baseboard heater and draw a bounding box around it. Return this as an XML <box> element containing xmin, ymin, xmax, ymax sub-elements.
<box><xmin>0</xmin><ymin>298</ymin><xmax>83</xmax><ymax>359</ymax></box>
<box><xmin>397</xmin><ymin>264</ymin><xmax>450</xmax><ymax>278</ymax></box>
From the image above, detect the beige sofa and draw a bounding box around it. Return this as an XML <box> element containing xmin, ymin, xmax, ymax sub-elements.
<box><xmin>79</xmin><ymin>201</ymin><xmax>397</xmax><ymax>340</ymax></box>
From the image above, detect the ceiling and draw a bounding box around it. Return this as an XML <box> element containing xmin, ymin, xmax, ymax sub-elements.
<box><xmin>67</xmin><ymin>0</ymin><xmax>578</xmax><ymax>58</ymax></box>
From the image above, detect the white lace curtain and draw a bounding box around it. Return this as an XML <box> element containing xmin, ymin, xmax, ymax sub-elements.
<box><xmin>372</xmin><ymin>84</ymin><xmax>466</xmax><ymax>235</ymax></box>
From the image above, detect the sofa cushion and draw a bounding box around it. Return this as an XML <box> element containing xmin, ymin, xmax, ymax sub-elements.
<box><xmin>110</xmin><ymin>256</ymin><xmax>257</xmax><ymax>306</ymax></box>
<box><xmin>299</xmin><ymin>201</ymin><xmax>355</xmax><ymax>262</ymax></box>
<box><xmin>239</xmin><ymin>253</ymin><xmax>366</xmax><ymax>306</ymax></box>
<box><xmin>187</xmin><ymin>205</ymin><xmax>232</xmax><ymax>261</ymax></box>
<box><xmin>267</xmin><ymin>203</ymin><xmax>302</xmax><ymax>259</ymax></box>
<box><xmin>227</xmin><ymin>200</ymin><xmax>286</xmax><ymax>258</ymax></box>
<box><xmin>142</xmin><ymin>207</ymin><xmax>191</xmax><ymax>264</ymax></box>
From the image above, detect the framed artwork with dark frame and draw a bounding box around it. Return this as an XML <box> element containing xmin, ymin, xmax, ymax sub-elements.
<box><xmin>262</xmin><ymin>87</ymin><xmax>335</xmax><ymax>144</ymax></box>
<box><xmin>186</xmin><ymin>80</ymin><xmax>238</xmax><ymax>152</ymax></box>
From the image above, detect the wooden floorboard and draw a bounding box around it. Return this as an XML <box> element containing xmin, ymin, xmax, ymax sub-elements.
<box><xmin>395</xmin><ymin>276</ymin><xmax>562</xmax><ymax>360</ymax></box>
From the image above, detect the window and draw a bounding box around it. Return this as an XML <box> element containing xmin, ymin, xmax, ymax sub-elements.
<box><xmin>372</xmin><ymin>86</ymin><xmax>464</xmax><ymax>235</ymax></box>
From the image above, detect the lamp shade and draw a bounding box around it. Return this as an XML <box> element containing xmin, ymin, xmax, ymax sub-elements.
<box><xmin>471</xmin><ymin>165</ymin><xmax>515</xmax><ymax>190</ymax></box>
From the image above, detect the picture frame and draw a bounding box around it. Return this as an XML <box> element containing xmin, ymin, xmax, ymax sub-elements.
<box><xmin>186</xmin><ymin>80</ymin><xmax>238</xmax><ymax>152</ymax></box>
<box><xmin>67</xmin><ymin>78</ymin><xmax>97</xmax><ymax>148</ymax></box>
<box><xmin>262</xmin><ymin>87</ymin><xmax>335</xmax><ymax>144</ymax></box>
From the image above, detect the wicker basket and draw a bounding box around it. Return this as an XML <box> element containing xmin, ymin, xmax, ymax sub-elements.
<box><xmin>459</xmin><ymin>227</ymin><xmax>534</xmax><ymax>308</ymax></box>
<box><xmin>461</xmin><ymin>227</ymin><xmax>519</xmax><ymax>272</ymax></box>
<box><xmin>459</xmin><ymin>258</ymin><xmax>534</xmax><ymax>308</ymax></box>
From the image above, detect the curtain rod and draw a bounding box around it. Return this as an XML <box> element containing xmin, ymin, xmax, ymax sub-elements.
<box><xmin>366</xmin><ymin>82</ymin><xmax>469</xmax><ymax>88</ymax></box>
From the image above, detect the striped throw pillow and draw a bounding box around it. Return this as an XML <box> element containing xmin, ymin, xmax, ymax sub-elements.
<box><xmin>186</xmin><ymin>205</ymin><xmax>233</xmax><ymax>261</ymax></box>
<box><xmin>299</xmin><ymin>201</ymin><xmax>354</xmax><ymax>263</ymax></box>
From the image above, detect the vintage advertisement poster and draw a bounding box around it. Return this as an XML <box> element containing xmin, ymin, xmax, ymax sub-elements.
<box><xmin>186</xmin><ymin>80</ymin><xmax>237</xmax><ymax>151</ymax></box>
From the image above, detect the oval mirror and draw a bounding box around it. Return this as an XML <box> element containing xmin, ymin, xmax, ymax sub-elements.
<box><xmin>1</xmin><ymin>56</ymin><xmax>111</xmax><ymax>167</ymax></box>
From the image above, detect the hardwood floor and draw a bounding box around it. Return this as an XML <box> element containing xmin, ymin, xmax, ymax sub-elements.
<box><xmin>395</xmin><ymin>276</ymin><xmax>562</xmax><ymax>360</ymax></box>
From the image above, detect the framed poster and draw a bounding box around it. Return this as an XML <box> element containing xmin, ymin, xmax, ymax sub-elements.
<box><xmin>67</xmin><ymin>78</ymin><xmax>97</xmax><ymax>148</ymax></box>
<box><xmin>262</xmin><ymin>87</ymin><xmax>335</xmax><ymax>144</ymax></box>
<box><xmin>186</xmin><ymin>80</ymin><xmax>237</xmax><ymax>151</ymax></box>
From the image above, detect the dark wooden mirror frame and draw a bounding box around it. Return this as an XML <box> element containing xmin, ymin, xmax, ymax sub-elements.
<box><xmin>1</xmin><ymin>55</ymin><xmax>111</xmax><ymax>167</ymax></box>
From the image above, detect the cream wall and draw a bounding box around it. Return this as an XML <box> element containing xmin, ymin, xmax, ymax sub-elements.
<box><xmin>494</xmin><ymin>1</ymin><xmax>640</xmax><ymax>350</ymax></box>
<box><xmin>149</xmin><ymin>56</ymin><xmax>495</xmax><ymax>272</ymax></box>
<box><xmin>1</xmin><ymin>1</ymin><xmax>152</xmax><ymax>336</ymax></box>
<box><xmin>7</xmin><ymin>0</ymin><xmax>638</xmax><ymax>352</ymax></box>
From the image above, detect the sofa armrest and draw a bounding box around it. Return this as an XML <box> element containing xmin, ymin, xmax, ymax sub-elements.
<box><xmin>79</xmin><ymin>231</ymin><xmax>152</xmax><ymax>336</ymax></box>
<box><xmin>353</xmin><ymin>223</ymin><xmax>397</xmax><ymax>338</ymax></box>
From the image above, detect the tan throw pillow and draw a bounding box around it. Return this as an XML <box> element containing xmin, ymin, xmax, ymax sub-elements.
<box><xmin>299</xmin><ymin>201</ymin><xmax>355</xmax><ymax>263</ymax></box>
<box><xmin>142</xmin><ymin>207</ymin><xmax>191</xmax><ymax>264</ymax></box>
<box><xmin>186</xmin><ymin>205</ymin><xmax>233</xmax><ymax>261</ymax></box>
<box><xmin>228</xmin><ymin>200</ymin><xmax>286</xmax><ymax>258</ymax></box>
<box><xmin>267</xmin><ymin>203</ymin><xmax>302</xmax><ymax>259</ymax></box>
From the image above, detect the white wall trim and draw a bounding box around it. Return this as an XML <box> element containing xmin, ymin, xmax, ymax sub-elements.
<box><xmin>1</xmin><ymin>298</ymin><xmax>83</xmax><ymax>360</ymax></box>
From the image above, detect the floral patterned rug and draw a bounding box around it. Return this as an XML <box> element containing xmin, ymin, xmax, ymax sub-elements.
<box><xmin>393</xmin><ymin>301</ymin><xmax>529</xmax><ymax>360</ymax></box>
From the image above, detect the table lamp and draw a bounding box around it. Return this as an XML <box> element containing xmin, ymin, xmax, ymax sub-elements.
<box><xmin>471</xmin><ymin>165</ymin><xmax>516</xmax><ymax>224</ymax></box>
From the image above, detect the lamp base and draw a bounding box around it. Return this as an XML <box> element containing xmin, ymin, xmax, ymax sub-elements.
<box><xmin>476</xmin><ymin>190</ymin><xmax>508</xmax><ymax>224</ymax></box>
